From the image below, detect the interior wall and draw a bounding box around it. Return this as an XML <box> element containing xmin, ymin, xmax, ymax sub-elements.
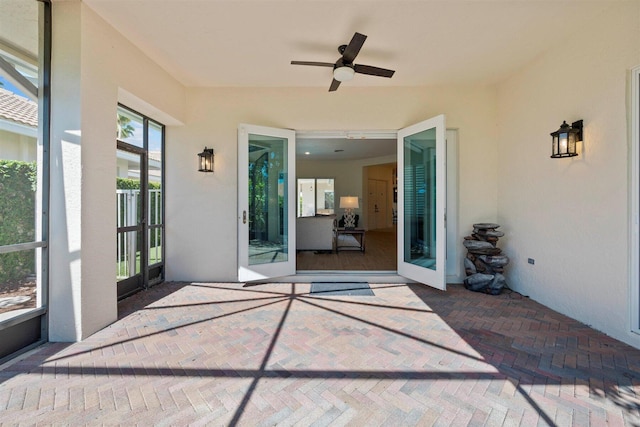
<box><xmin>166</xmin><ymin>85</ymin><xmax>498</xmax><ymax>281</ymax></box>
<box><xmin>496</xmin><ymin>1</ymin><xmax>640</xmax><ymax>347</ymax></box>
<box><xmin>297</xmin><ymin>154</ymin><xmax>396</xmax><ymax>229</ymax></box>
<box><xmin>49</xmin><ymin>2</ymin><xmax>185</xmax><ymax>341</ymax></box>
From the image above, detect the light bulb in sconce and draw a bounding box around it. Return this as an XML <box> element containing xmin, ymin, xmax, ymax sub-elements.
<box><xmin>550</xmin><ymin>120</ymin><xmax>582</xmax><ymax>158</ymax></box>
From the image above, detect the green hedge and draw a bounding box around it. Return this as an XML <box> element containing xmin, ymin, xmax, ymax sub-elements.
<box><xmin>117</xmin><ymin>177</ymin><xmax>160</xmax><ymax>190</ymax></box>
<box><xmin>0</xmin><ymin>172</ymin><xmax>162</xmax><ymax>284</ymax></box>
<box><xmin>0</xmin><ymin>160</ymin><xmax>36</xmax><ymax>283</ymax></box>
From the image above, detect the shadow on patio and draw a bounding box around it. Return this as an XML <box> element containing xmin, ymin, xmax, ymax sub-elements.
<box><xmin>0</xmin><ymin>281</ymin><xmax>639</xmax><ymax>425</ymax></box>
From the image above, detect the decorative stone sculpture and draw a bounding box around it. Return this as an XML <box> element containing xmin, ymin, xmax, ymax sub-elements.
<box><xmin>463</xmin><ymin>223</ymin><xmax>509</xmax><ymax>295</ymax></box>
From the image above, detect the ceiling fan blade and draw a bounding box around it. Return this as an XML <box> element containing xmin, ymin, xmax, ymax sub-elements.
<box><xmin>329</xmin><ymin>79</ymin><xmax>341</xmax><ymax>92</ymax></box>
<box><xmin>354</xmin><ymin>64</ymin><xmax>395</xmax><ymax>78</ymax></box>
<box><xmin>341</xmin><ymin>32</ymin><xmax>367</xmax><ymax>63</ymax></box>
<box><xmin>291</xmin><ymin>61</ymin><xmax>335</xmax><ymax>67</ymax></box>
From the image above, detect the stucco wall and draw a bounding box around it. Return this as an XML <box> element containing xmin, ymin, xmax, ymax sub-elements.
<box><xmin>496</xmin><ymin>1</ymin><xmax>640</xmax><ymax>347</ymax></box>
<box><xmin>49</xmin><ymin>2</ymin><xmax>184</xmax><ymax>341</ymax></box>
<box><xmin>166</xmin><ymin>86</ymin><xmax>498</xmax><ymax>282</ymax></box>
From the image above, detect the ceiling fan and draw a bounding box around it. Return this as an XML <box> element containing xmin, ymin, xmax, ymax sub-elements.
<box><xmin>291</xmin><ymin>32</ymin><xmax>395</xmax><ymax>92</ymax></box>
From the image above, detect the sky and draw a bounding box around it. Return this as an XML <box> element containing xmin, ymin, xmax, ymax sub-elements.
<box><xmin>0</xmin><ymin>75</ymin><xmax>29</xmax><ymax>98</ymax></box>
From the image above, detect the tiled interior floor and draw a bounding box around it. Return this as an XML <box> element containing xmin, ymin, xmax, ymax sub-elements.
<box><xmin>1</xmin><ymin>282</ymin><xmax>640</xmax><ymax>426</ymax></box>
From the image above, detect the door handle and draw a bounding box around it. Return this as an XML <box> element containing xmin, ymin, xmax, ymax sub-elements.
<box><xmin>243</xmin><ymin>211</ymin><xmax>247</xmax><ymax>224</ymax></box>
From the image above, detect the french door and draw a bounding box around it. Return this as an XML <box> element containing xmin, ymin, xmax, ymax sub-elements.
<box><xmin>238</xmin><ymin>124</ymin><xmax>296</xmax><ymax>282</ymax></box>
<box><xmin>397</xmin><ymin>115</ymin><xmax>447</xmax><ymax>290</ymax></box>
<box><xmin>237</xmin><ymin>117</ymin><xmax>446</xmax><ymax>289</ymax></box>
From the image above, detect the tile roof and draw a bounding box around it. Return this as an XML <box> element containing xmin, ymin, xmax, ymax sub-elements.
<box><xmin>0</xmin><ymin>87</ymin><xmax>37</xmax><ymax>128</ymax></box>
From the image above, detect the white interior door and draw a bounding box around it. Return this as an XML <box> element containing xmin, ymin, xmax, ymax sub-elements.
<box><xmin>397</xmin><ymin>115</ymin><xmax>447</xmax><ymax>290</ymax></box>
<box><xmin>238</xmin><ymin>124</ymin><xmax>296</xmax><ymax>282</ymax></box>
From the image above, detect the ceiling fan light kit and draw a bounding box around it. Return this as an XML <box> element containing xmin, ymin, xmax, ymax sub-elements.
<box><xmin>291</xmin><ymin>32</ymin><xmax>395</xmax><ymax>92</ymax></box>
<box><xmin>333</xmin><ymin>66</ymin><xmax>355</xmax><ymax>82</ymax></box>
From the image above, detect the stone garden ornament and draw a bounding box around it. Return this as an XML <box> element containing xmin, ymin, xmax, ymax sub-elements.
<box><xmin>463</xmin><ymin>223</ymin><xmax>510</xmax><ymax>295</ymax></box>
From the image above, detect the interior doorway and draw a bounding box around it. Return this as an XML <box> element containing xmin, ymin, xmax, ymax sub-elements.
<box><xmin>367</xmin><ymin>178</ymin><xmax>389</xmax><ymax>230</ymax></box>
<box><xmin>294</xmin><ymin>128</ymin><xmax>459</xmax><ymax>280</ymax></box>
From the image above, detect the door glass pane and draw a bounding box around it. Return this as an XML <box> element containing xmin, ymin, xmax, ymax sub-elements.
<box><xmin>116</xmin><ymin>231</ymin><xmax>141</xmax><ymax>280</ymax></box>
<box><xmin>248</xmin><ymin>133</ymin><xmax>288</xmax><ymax>266</ymax></box>
<box><xmin>148</xmin><ymin>122</ymin><xmax>163</xmax><ymax>266</ymax></box>
<box><xmin>0</xmin><ymin>248</ymin><xmax>39</xmax><ymax>316</ymax></box>
<box><xmin>149</xmin><ymin>227</ymin><xmax>162</xmax><ymax>265</ymax></box>
<box><xmin>148</xmin><ymin>122</ymin><xmax>162</xmax><ymax>219</ymax></box>
<box><xmin>117</xmin><ymin>107</ymin><xmax>144</xmax><ymax>148</ymax></box>
<box><xmin>148</xmin><ymin>121</ymin><xmax>163</xmax><ymax>153</ymax></box>
<box><xmin>404</xmin><ymin>127</ymin><xmax>437</xmax><ymax>269</ymax></box>
<box><xmin>0</xmin><ymin>154</ymin><xmax>38</xmax><ymax>245</ymax></box>
<box><xmin>116</xmin><ymin>150</ymin><xmax>142</xmax><ymax>227</ymax></box>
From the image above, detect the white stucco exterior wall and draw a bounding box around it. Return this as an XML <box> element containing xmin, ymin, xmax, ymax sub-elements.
<box><xmin>166</xmin><ymin>85</ymin><xmax>498</xmax><ymax>282</ymax></box>
<box><xmin>49</xmin><ymin>1</ymin><xmax>185</xmax><ymax>341</ymax></box>
<box><xmin>496</xmin><ymin>2</ymin><xmax>640</xmax><ymax>348</ymax></box>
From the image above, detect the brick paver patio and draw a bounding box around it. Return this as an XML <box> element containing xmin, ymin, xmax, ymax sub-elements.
<box><xmin>1</xmin><ymin>282</ymin><xmax>639</xmax><ymax>425</ymax></box>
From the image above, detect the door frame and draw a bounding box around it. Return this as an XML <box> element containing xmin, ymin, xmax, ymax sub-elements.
<box><xmin>630</xmin><ymin>65</ymin><xmax>640</xmax><ymax>335</ymax></box>
<box><xmin>116</xmin><ymin>104</ymin><xmax>166</xmax><ymax>299</ymax></box>
<box><xmin>289</xmin><ymin>128</ymin><xmax>460</xmax><ymax>283</ymax></box>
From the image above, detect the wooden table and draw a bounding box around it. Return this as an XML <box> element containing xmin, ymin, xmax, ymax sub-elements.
<box><xmin>335</xmin><ymin>228</ymin><xmax>366</xmax><ymax>253</ymax></box>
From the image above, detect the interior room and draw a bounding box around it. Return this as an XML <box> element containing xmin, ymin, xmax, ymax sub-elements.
<box><xmin>295</xmin><ymin>136</ymin><xmax>397</xmax><ymax>271</ymax></box>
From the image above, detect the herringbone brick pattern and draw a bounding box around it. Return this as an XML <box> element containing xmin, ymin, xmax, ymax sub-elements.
<box><xmin>0</xmin><ymin>282</ymin><xmax>639</xmax><ymax>426</ymax></box>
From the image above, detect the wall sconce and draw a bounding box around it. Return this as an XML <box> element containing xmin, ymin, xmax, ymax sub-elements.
<box><xmin>550</xmin><ymin>120</ymin><xmax>583</xmax><ymax>158</ymax></box>
<box><xmin>198</xmin><ymin>147</ymin><xmax>214</xmax><ymax>172</ymax></box>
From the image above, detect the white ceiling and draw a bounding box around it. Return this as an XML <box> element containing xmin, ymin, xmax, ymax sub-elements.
<box><xmin>297</xmin><ymin>137</ymin><xmax>396</xmax><ymax>161</ymax></box>
<box><xmin>82</xmin><ymin>0</ymin><xmax>614</xmax><ymax>161</ymax></box>
<box><xmin>83</xmin><ymin>0</ymin><xmax>614</xmax><ymax>89</ymax></box>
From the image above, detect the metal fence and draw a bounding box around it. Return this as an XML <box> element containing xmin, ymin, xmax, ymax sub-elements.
<box><xmin>116</xmin><ymin>189</ymin><xmax>162</xmax><ymax>279</ymax></box>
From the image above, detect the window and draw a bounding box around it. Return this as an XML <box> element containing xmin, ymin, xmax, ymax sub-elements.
<box><xmin>297</xmin><ymin>178</ymin><xmax>334</xmax><ymax>217</ymax></box>
<box><xmin>0</xmin><ymin>0</ymin><xmax>50</xmax><ymax>361</ymax></box>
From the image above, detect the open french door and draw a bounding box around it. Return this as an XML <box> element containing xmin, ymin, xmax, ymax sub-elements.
<box><xmin>397</xmin><ymin>115</ymin><xmax>447</xmax><ymax>290</ymax></box>
<box><xmin>238</xmin><ymin>124</ymin><xmax>296</xmax><ymax>282</ymax></box>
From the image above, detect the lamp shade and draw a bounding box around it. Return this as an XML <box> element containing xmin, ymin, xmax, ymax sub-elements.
<box><xmin>339</xmin><ymin>196</ymin><xmax>359</xmax><ymax>209</ymax></box>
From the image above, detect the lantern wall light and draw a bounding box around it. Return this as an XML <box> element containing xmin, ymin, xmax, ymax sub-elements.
<box><xmin>198</xmin><ymin>147</ymin><xmax>214</xmax><ymax>172</ymax></box>
<box><xmin>550</xmin><ymin>120</ymin><xmax>583</xmax><ymax>158</ymax></box>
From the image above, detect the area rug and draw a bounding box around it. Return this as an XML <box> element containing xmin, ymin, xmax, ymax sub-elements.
<box><xmin>309</xmin><ymin>282</ymin><xmax>374</xmax><ymax>296</ymax></box>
